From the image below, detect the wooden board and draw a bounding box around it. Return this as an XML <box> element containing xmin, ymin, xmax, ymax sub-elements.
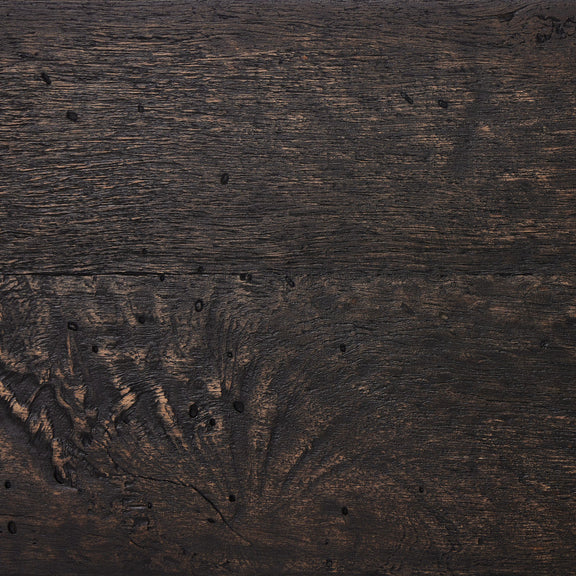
<box><xmin>1</xmin><ymin>1</ymin><xmax>575</xmax><ymax>575</ymax></box>
<box><xmin>1</xmin><ymin>0</ymin><xmax>576</xmax><ymax>276</ymax></box>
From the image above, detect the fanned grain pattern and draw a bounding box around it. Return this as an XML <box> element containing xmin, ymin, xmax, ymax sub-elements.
<box><xmin>1</xmin><ymin>273</ymin><xmax>576</xmax><ymax>574</ymax></box>
<box><xmin>1</xmin><ymin>1</ymin><xmax>575</xmax><ymax>575</ymax></box>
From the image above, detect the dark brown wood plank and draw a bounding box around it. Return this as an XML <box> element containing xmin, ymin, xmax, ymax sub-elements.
<box><xmin>2</xmin><ymin>1</ymin><xmax>576</xmax><ymax>574</ymax></box>
<box><xmin>1</xmin><ymin>273</ymin><xmax>575</xmax><ymax>574</ymax></box>
<box><xmin>1</xmin><ymin>0</ymin><xmax>576</xmax><ymax>274</ymax></box>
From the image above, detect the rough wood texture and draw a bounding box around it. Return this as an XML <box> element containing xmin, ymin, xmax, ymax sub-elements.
<box><xmin>2</xmin><ymin>0</ymin><xmax>576</xmax><ymax>275</ymax></box>
<box><xmin>1</xmin><ymin>1</ymin><xmax>575</xmax><ymax>575</ymax></box>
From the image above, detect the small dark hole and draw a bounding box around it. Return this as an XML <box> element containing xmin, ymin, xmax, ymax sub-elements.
<box><xmin>207</xmin><ymin>517</ymin><xmax>216</xmax><ymax>523</ymax></box>
<box><xmin>138</xmin><ymin>315</ymin><xmax>146</xmax><ymax>324</ymax></box>
<box><xmin>197</xmin><ymin>265</ymin><xmax>205</xmax><ymax>273</ymax></box>
<box><xmin>220</xmin><ymin>172</ymin><xmax>230</xmax><ymax>185</ymax></box>
<box><xmin>159</xmin><ymin>273</ymin><xmax>165</xmax><ymax>282</ymax></box>
<box><xmin>233</xmin><ymin>400</ymin><xmax>245</xmax><ymax>413</ymax></box>
<box><xmin>40</xmin><ymin>71</ymin><xmax>51</xmax><ymax>85</ymax></box>
<box><xmin>418</xmin><ymin>486</ymin><xmax>424</xmax><ymax>493</ymax></box>
<box><xmin>4</xmin><ymin>480</ymin><xmax>11</xmax><ymax>489</ymax></box>
<box><xmin>138</xmin><ymin>103</ymin><xmax>145</xmax><ymax>113</ymax></box>
<box><xmin>92</xmin><ymin>344</ymin><xmax>99</xmax><ymax>353</ymax></box>
<box><xmin>326</xmin><ymin>559</ymin><xmax>333</xmax><ymax>569</ymax></box>
<box><xmin>341</xmin><ymin>506</ymin><xmax>348</xmax><ymax>516</ymax></box>
<box><xmin>437</xmin><ymin>99</ymin><xmax>449</xmax><ymax>109</ymax></box>
<box><xmin>209</xmin><ymin>418</ymin><xmax>216</xmax><ymax>427</ymax></box>
<box><xmin>227</xmin><ymin>351</ymin><xmax>234</xmax><ymax>359</ymax></box>
<box><xmin>189</xmin><ymin>403</ymin><xmax>199</xmax><ymax>418</ymax></box>
<box><xmin>66</xmin><ymin>110</ymin><xmax>78</xmax><ymax>122</ymax></box>
<box><xmin>147</xmin><ymin>502</ymin><xmax>153</xmax><ymax>509</ymax></box>
<box><xmin>285</xmin><ymin>275</ymin><xmax>295</xmax><ymax>288</ymax></box>
<box><xmin>67</xmin><ymin>321</ymin><xmax>78</xmax><ymax>331</ymax></box>
<box><xmin>401</xmin><ymin>91</ymin><xmax>413</xmax><ymax>105</ymax></box>
<box><xmin>7</xmin><ymin>521</ymin><xmax>16</xmax><ymax>534</ymax></box>
<box><xmin>228</xmin><ymin>494</ymin><xmax>236</xmax><ymax>502</ymax></box>
<box><xmin>477</xmin><ymin>537</ymin><xmax>484</xmax><ymax>545</ymax></box>
<box><xmin>195</xmin><ymin>299</ymin><xmax>204</xmax><ymax>312</ymax></box>
<box><xmin>339</xmin><ymin>344</ymin><xmax>346</xmax><ymax>353</ymax></box>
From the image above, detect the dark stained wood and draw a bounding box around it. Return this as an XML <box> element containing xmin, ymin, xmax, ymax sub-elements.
<box><xmin>1</xmin><ymin>1</ymin><xmax>576</xmax><ymax>575</ymax></box>
<box><xmin>1</xmin><ymin>0</ymin><xmax>576</xmax><ymax>275</ymax></box>
<box><xmin>1</xmin><ymin>273</ymin><xmax>576</xmax><ymax>574</ymax></box>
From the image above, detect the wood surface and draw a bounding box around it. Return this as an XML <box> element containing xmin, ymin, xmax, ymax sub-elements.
<box><xmin>1</xmin><ymin>1</ymin><xmax>575</xmax><ymax>574</ymax></box>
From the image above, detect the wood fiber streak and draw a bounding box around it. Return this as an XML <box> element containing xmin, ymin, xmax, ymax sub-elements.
<box><xmin>0</xmin><ymin>1</ymin><xmax>575</xmax><ymax>274</ymax></box>
<box><xmin>1</xmin><ymin>1</ymin><xmax>575</xmax><ymax>575</ymax></box>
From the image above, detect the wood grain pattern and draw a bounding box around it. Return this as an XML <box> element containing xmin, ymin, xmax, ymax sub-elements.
<box><xmin>1</xmin><ymin>0</ymin><xmax>576</xmax><ymax>275</ymax></box>
<box><xmin>1</xmin><ymin>273</ymin><xmax>575</xmax><ymax>574</ymax></box>
<box><xmin>1</xmin><ymin>1</ymin><xmax>575</xmax><ymax>574</ymax></box>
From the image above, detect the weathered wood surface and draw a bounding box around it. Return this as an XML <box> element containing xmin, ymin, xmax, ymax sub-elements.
<box><xmin>1</xmin><ymin>1</ymin><xmax>576</xmax><ymax>575</ymax></box>
<box><xmin>2</xmin><ymin>273</ymin><xmax>576</xmax><ymax>575</ymax></box>
<box><xmin>1</xmin><ymin>0</ymin><xmax>576</xmax><ymax>275</ymax></box>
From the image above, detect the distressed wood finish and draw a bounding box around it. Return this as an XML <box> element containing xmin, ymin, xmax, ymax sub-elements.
<box><xmin>1</xmin><ymin>0</ymin><xmax>576</xmax><ymax>275</ymax></box>
<box><xmin>1</xmin><ymin>1</ymin><xmax>576</xmax><ymax>575</ymax></box>
<box><xmin>1</xmin><ymin>273</ymin><xmax>576</xmax><ymax>575</ymax></box>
